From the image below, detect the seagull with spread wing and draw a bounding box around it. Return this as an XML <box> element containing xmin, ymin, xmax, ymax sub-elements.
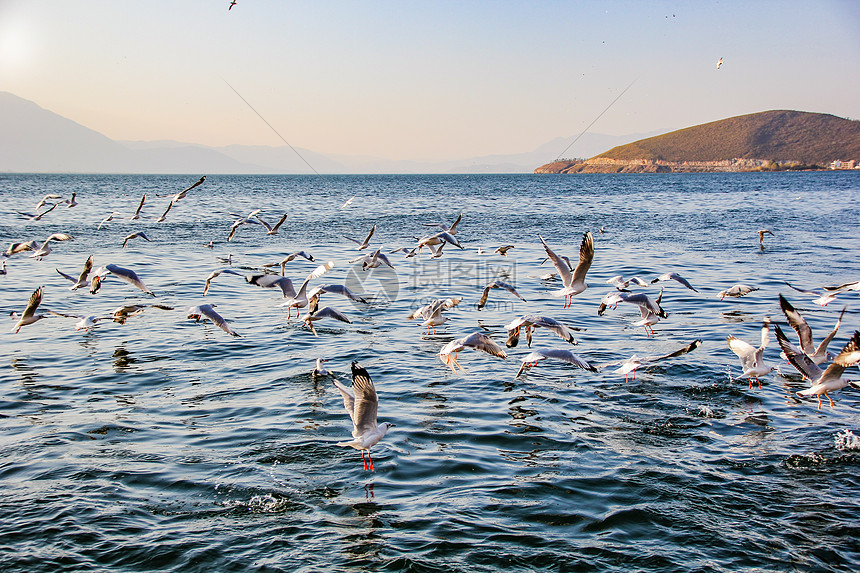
<box><xmin>727</xmin><ymin>319</ymin><xmax>773</xmax><ymax>388</ymax></box>
<box><xmin>477</xmin><ymin>280</ymin><xmax>527</xmax><ymax>310</ymax></box>
<box><xmin>777</xmin><ymin>327</ymin><xmax>860</xmax><ymax>410</ymax></box>
<box><xmin>778</xmin><ymin>293</ymin><xmax>845</xmax><ymax>365</ymax></box>
<box><xmin>539</xmin><ymin>232</ymin><xmax>594</xmax><ymax>308</ymax></box>
<box><xmin>333</xmin><ymin>362</ymin><xmax>395</xmax><ymax>471</ymax></box>
<box><xmin>439</xmin><ymin>332</ymin><xmax>508</xmax><ymax>373</ymax></box>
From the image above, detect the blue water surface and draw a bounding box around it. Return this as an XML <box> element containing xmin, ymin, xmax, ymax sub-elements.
<box><xmin>1</xmin><ymin>172</ymin><xmax>859</xmax><ymax>572</ymax></box>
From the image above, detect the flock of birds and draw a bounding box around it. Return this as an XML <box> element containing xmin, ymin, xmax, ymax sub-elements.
<box><xmin>4</xmin><ymin>176</ymin><xmax>860</xmax><ymax>471</ymax></box>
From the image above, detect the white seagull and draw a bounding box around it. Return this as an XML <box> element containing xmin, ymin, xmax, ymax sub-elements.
<box><xmin>261</xmin><ymin>251</ymin><xmax>316</xmax><ymax>276</ymax></box>
<box><xmin>11</xmin><ymin>286</ymin><xmax>49</xmax><ymax>333</ymax></box>
<box><xmin>650</xmin><ymin>272</ymin><xmax>698</xmax><ymax>292</ymax></box>
<box><xmin>778</xmin><ymin>293</ymin><xmax>845</xmax><ymax>365</ymax></box>
<box><xmin>29</xmin><ymin>233</ymin><xmax>73</xmax><ymax>259</ymax></box>
<box><xmin>344</xmin><ymin>224</ymin><xmax>376</xmax><ymax>250</ymax></box>
<box><xmin>539</xmin><ymin>232</ymin><xmax>594</xmax><ymax>308</ymax></box>
<box><xmin>477</xmin><ymin>280</ymin><xmax>527</xmax><ymax>310</ymax></box>
<box><xmin>299</xmin><ymin>305</ymin><xmax>352</xmax><ymax>336</ymax></box>
<box><xmin>599</xmin><ymin>339</ymin><xmax>702</xmax><ymax>383</ymax></box>
<box><xmin>121</xmin><ymin>231</ymin><xmax>152</xmax><ymax>249</ymax></box>
<box><xmin>779</xmin><ymin>329</ymin><xmax>860</xmax><ymax>410</ymax></box>
<box><xmin>718</xmin><ymin>284</ymin><xmax>759</xmax><ymax>301</ymax></box>
<box><xmin>255</xmin><ymin>213</ymin><xmax>288</xmax><ymax>235</ymax></box>
<box><xmin>598</xmin><ymin>290</ymin><xmax>668</xmax><ymax>336</ymax></box>
<box><xmin>408</xmin><ymin>297</ymin><xmax>462</xmax><ymax>334</ymax></box>
<box><xmin>439</xmin><ymin>332</ymin><xmax>508</xmax><ymax>372</ymax></box>
<box><xmin>727</xmin><ymin>319</ymin><xmax>773</xmax><ymax>388</ymax></box>
<box><xmin>187</xmin><ymin>304</ymin><xmax>240</xmax><ymax>337</ymax></box>
<box><xmin>56</xmin><ymin>255</ymin><xmax>94</xmax><ymax>290</ymax></box>
<box><xmin>515</xmin><ymin>348</ymin><xmax>597</xmax><ymax>379</ymax></box>
<box><xmin>93</xmin><ymin>264</ymin><xmax>154</xmax><ymax>296</ymax></box>
<box><xmin>333</xmin><ymin>361</ymin><xmax>395</xmax><ymax>471</ymax></box>
<box><xmin>784</xmin><ymin>281</ymin><xmax>841</xmax><ymax>307</ymax></box>
<box><xmin>505</xmin><ymin>314</ymin><xmax>581</xmax><ymax>348</ymax></box>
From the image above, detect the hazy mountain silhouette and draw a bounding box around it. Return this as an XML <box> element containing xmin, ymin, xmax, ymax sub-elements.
<box><xmin>1</xmin><ymin>91</ymin><xmax>659</xmax><ymax>174</ymax></box>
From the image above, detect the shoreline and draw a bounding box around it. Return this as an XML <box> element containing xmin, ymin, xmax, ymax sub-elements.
<box><xmin>534</xmin><ymin>158</ymin><xmax>830</xmax><ymax>174</ymax></box>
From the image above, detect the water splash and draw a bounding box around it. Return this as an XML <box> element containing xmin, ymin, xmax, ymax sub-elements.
<box><xmin>834</xmin><ymin>430</ymin><xmax>860</xmax><ymax>451</ymax></box>
<box><xmin>697</xmin><ymin>405</ymin><xmax>715</xmax><ymax>418</ymax></box>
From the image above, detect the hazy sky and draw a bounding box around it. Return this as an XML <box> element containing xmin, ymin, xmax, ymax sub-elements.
<box><xmin>1</xmin><ymin>0</ymin><xmax>858</xmax><ymax>161</ymax></box>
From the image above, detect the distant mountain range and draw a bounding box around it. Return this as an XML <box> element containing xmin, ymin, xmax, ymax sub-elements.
<box><xmin>536</xmin><ymin>110</ymin><xmax>860</xmax><ymax>173</ymax></box>
<box><xmin>0</xmin><ymin>91</ymin><xmax>660</xmax><ymax>174</ymax></box>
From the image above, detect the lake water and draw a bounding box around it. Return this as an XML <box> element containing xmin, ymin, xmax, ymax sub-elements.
<box><xmin>1</xmin><ymin>172</ymin><xmax>859</xmax><ymax>572</ymax></box>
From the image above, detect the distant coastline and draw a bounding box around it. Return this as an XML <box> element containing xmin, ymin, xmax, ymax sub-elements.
<box><xmin>535</xmin><ymin>110</ymin><xmax>860</xmax><ymax>174</ymax></box>
<box><xmin>534</xmin><ymin>157</ymin><xmax>828</xmax><ymax>174</ymax></box>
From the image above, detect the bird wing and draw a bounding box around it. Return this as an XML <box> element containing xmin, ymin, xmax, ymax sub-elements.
<box><xmin>318</xmin><ymin>284</ymin><xmax>366</xmax><ymax>303</ymax></box>
<box><xmin>833</xmin><ymin>330</ymin><xmax>860</xmax><ymax>367</ymax></box>
<box><xmin>775</xmin><ymin>324</ymin><xmax>822</xmax><ymax>380</ymax></box>
<box><xmin>759</xmin><ymin>320</ymin><xmax>771</xmax><ymax>352</ymax></box>
<box><xmin>539</xmin><ymin>235</ymin><xmax>572</xmax><ymax>287</ymax></box>
<box><xmin>571</xmin><ymin>232</ymin><xmax>594</xmax><ymax>285</ymax></box>
<box><xmin>20</xmin><ymin>286</ymin><xmax>43</xmax><ymax>319</ymax></box>
<box><xmin>157</xmin><ymin>200</ymin><xmax>173</xmax><ymax>222</ymax></box>
<box><xmin>199</xmin><ymin>304</ymin><xmax>239</xmax><ymax>336</ymax></box>
<box><xmin>463</xmin><ymin>332</ymin><xmax>508</xmax><ymax>358</ymax></box>
<box><xmin>778</xmin><ymin>294</ymin><xmax>813</xmax><ymax>354</ymax></box>
<box><xmin>56</xmin><ymin>268</ymin><xmax>77</xmax><ymax>284</ymax></box>
<box><xmin>496</xmin><ymin>281</ymin><xmax>527</xmax><ymax>302</ymax></box>
<box><xmin>477</xmin><ymin>285</ymin><xmax>493</xmax><ymax>310</ymax></box>
<box><xmin>537</xmin><ymin>348</ymin><xmax>596</xmax><ymax>371</ymax></box>
<box><xmin>533</xmin><ymin>316</ymin><xmax>577</xmax><ymax>344</ymax></box>
<box><xmin>270</xmin><ymin>213</ymin><xmax>288</xmax><ymax>233</ymax></box>
<box><xmin>105</xmin><ymin>264</ymin><xmax>152</xmax><ymax>295</ymax></box>
<box><xmin>446</xmin><ymin>213</ymin><xmax>463</xmax><ymax>234</ymax></box>
<box><xmin>313</xmin><ymin>307</ymin><xmax>352</xmax><ymax>324</ymax></box>
<box><xmin>350</xmin><ymin>363</ymin><xmax>379</xmax><ymax>436</ymax></box>
<box><xmin>646</xmin><ymin>339</ymin><xmax>702</xmax><ymax>363</ymax></box>
<box><xmin>305</xmin><ymin>261</ymin><xmax>335</xmax><ymax>282</ymax></box>
<box><xmin>254</xmin><ymin>214</ymin><xmax>274</xmax><ymax>232</ymax></box>
<box><xmin>814</xmin><ymin>307</ymin><xmax>847</xmax><ymax>358</ymax></box>
<box><xmin>132</xmin><ymin>193</ymin><xmax>146</xmax><ymax>218</ymax></box>
<box><xmin>77</xmin><ymin>255</ymin><xmax>94</xmax><ymax>284</ymax></box>
<box><xmin>332</xmin><ymin>378</ymin><xmax>358</xmax><ymax>426</ymax></box>
<box><xmin>783</xmin><ymin>281</ymin><xmax>818</xmax><ymax>297</ymax></box>
<box><xmin>46</xmin><ymin>233</ymin><xmax>73</xmax><ymax>244</ymax></box>
<box><xmin>727</xmin><ymin>336</ymin><xmax>757</xmax><ymax>369</ymax></box>
<box><xmin>361</xmin><ymin>225</ymin><xmax>377</xmax><ymax>248</ymax></box>
<box><xmin>436</xmin><ymin>232</ymin><xmax>462</xmax><ymax>249</ymax></box>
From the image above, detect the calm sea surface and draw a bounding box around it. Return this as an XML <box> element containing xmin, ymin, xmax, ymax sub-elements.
<box><xmin>1</xmin><ymin>172</ymin><xmax>859</xmax><ymax>572</ymax></box>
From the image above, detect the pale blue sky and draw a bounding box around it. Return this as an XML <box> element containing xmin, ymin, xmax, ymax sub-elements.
<box><xmin>1</xmin><ymin>0</ymin><xmax>858</xmax><ymax>161</ymax></box>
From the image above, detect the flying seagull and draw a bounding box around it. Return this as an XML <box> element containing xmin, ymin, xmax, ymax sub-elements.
<box><xmin>187</xmin><ymin>304</ymin><xmax>240</xmax><ymax>337</ymax></box>
<box><xmin>439</xmin><ymin>332</ymin><xmax>508</xmax><ymax>373</ymax></box>
<box><xmin>727</xmin><ymin>319</ymin><xmax>773</xmax><ymax>388</ymax></box>
<box><xmin>599</xmin><ymin>339</ymin><xmax>702</xmax><ymax>383</ymax></box>
<box><xmin>344</xmin><ymin>225</ymin><xmax>376</xmax><ymax>250</ymax></box>
<box><xmin>56</xmin><ymin>254</ymin><xmax>94</xmax><ymax>290</ymax></box>
<box><xmin>778</xmin><ymin>328</ymin><xmax>860</xmax><ymax>410</ymax></box>
<box><xmin>778</xmin><ymin>293</ymin><xmax>845</xmax><ymax>365</ymax></box>
<box><xmin>477</xmin><ymin>280</ymin><xmax>527</xmax><ymax>310</ymax></box>
<box><xmin>539</xmin><ymin>232</ymin><xmax>594</xmax><ymax>308</ymax></box>
<box><xmin>515</xmin><ymin>348</ymin><xmax>597</xmax><ymax>379</ymax></box>
<box><xmin>333</xmin><ymin>362</ymin><xmax>395</xmax><ymax>471</ymax></box>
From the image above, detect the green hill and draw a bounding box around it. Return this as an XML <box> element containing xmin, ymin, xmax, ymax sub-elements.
<box><xmin>595</xmin><ymin>110</ymin><xmax>860</xmax><ymax>165</ymax></box>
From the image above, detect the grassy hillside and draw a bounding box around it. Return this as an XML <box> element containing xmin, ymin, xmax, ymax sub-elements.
<box><xmin>596</xmin><ymin>110</ymin><xmax>860</xmax><ymax>165</ymax></box>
